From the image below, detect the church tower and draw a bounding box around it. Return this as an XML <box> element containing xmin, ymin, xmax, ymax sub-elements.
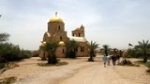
<box><xmin>72</xmin><ymin>25</ymin><xmax>85</xmax><ymax>37</ymax></box>
<box><xmin>44</xmin><ymin>12</ymin><xmax>68</xmax><ymax>43</ymax></box>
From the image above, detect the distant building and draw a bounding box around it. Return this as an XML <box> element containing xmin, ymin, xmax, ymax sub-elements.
<box><xmin>40</xmin><ymin>13</ymin><xmax>89</xmax><ymax>58</ymax></box>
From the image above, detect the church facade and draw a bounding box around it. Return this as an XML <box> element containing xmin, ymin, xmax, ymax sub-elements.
<box><xmin>40</xmin><ymin>13</ymin><xmax>89</xmax><ymax>58</ymax></box>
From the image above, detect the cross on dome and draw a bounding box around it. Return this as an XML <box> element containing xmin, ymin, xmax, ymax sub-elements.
<box><xmin>55</xmin><ymin>12</ymin><xmax>57</xmax><ymax>16</ymax></box>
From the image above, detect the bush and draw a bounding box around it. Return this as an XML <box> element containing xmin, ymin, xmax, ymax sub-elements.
<box><xmin>38</xmin><ymin>61</ymin><xmax>68</xmax><ymax>66</ymax></box>
<box><xmin>124</xmin><ymin>48</ymin><xmax>143</xmax><ymax>58</ymax></box>
<box><xmin>146</xmin><ymin>69</ymin><xmax>150</xmax><ymax>74</ymax></box>
<box><xmin>120</xmin><ymin>59</ymin><xmax>132</xmax><ymax>65</ymax></box>
<box><xmin>0</xmin><ymin>63</ymin><xmax>5</xmax><ymax>69</ymax></box>
<box><xmin>0</xmin><ymin>76</ymin><xmax>17</xmax><ymax>84</ymax></box>
<box><xmin>146</xmin><ymin>62</ymin><xmax>150</xmax><ymax>68</ymax></box>
<box><xmin>119</xmin><ymin>59</ymin><xmax>140</xmax><ymax>67</ymax></box>
<box><xmin>0</xmin><ymin>43</ymin><xmax>32</xmax><ymax>63</ymax></box>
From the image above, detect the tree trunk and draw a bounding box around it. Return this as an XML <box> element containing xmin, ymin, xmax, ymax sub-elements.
<box><xmin>143</xmin><ymin>55</ymin><xmax>147</xmax><ymax>63</ymax></box>
<box><xmin>48</xmin><ymin>52</ymin><xmax>57</xmax><ymax>64</ymax></box>
<box><xmin>105</xmin><ymin>50</ymin><xmax>108</xmax><ymax>56</ymax></box>
<box><xmin>88</xmin><ymin>51</ymin><xmax>94</xmax><ymax>61</ymax></box>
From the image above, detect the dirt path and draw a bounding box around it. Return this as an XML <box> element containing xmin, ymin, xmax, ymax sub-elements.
<box><xmin>60</xmin><ymin>63</ymin><xmax>136</xmax><ymax>84</ymax></box>
<box><xmin>60</xmin><ymin>60</ymin><xmax>150</xmax><ymax>84</ymax></box>
<box><xmin>0</xmin><ymin>57</ymin><xmax>150</xmax><ymax>84</ymax></box>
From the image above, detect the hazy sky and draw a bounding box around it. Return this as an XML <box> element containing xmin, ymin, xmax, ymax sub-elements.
<box><xmin>0</xmin><ymin>0</ymin><xmax>150</xmax><ymax>50</ymax></box>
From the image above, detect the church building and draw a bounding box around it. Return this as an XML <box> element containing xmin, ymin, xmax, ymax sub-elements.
<box><xmin>40</xmin><ymin>13</ymin><xmax>89</xmax><ymax>58</ymax></box>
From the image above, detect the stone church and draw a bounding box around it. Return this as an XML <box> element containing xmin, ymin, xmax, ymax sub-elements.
<box><xmin>40</xmin><ymin>13</ymin><xmax>89</xmax><ymax>58</ymax></box>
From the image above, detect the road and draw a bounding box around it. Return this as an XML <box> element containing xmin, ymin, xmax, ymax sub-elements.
<box><xmin>60</xmin><ymin>61</ymin><xmax>147</xmax><ymax>84</ymax></box>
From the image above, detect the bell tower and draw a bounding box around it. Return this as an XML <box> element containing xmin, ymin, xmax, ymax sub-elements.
<box><xmin>46</xmin><ymin>13</ymin><xmax>68</xmax><ymax>43</ymax></box>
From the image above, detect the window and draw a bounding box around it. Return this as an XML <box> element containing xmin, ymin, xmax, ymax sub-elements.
<box><xmin>78</xmin><ymin>33</ymin><xmax>80</xmax><ymax>37</ymax></box>
<box><xmin>80</xmin><ymin>47</ymin><xmax>84</xmax><ymax>52</ymax></box>
<box><xmin>62</xmin><ymin>49</ymin><xmax>65</xmax><ymax>53</ymax></box>
<box><xmin>60</xmin><ymin>36</ymin><xmax>62</xmax><ymax>41</ymax></box>
<box><xmin>58</xmin><ymin>26</ymin><xmax>61</xmax><ymax>30</ymax></box>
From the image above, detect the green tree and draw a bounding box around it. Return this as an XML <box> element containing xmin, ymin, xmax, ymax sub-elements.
<box><xmin>66</xmin><ymin>40</ymin><xmax>78</xmax><ymax>58</ymax></box>
<box><xmin>135</xmin><ymin>40</ymin><xmax>150</xmax><ymax>63</ymax></box>
<box><xmin>0</xmin><ymin>33</ymin><xmax>10</xmax><ymax>42</ymax></box>
<box><xmin>88</xmin><ymin>41</ymin><xmax>99</xmax><ymax>61</ymax></box>
<box><xmin>113</xmin><ymin>48</ymin><xmax>118</xmax><ymax>55</ymax></box>
<box><xmin>0</xmin><ymin>43</ymin><xmax>31</xmax><ymax>63</ymax></box>
<box><xmin>0</xmin><ymin>33</ymin><xmax>32</xmax><ymax>63</ymax></box>
<box><xmin>102</xmin><ymin>45</ymin><xmax>109</xmax><ymax>56</ymax></box>
<box><xmin>45</xmin><ymin>42</ymin><xmax>58</xmax><ymax>64</ymax></box>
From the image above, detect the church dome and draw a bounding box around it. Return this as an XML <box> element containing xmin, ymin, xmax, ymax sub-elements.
<box><xmin>49</xmin><ymin>13</ymin><xmax>64</xmax><ymax>23</ymax></box>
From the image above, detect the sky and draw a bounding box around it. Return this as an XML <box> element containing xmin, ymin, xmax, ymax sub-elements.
<box><xmin>0</xmin><ymin>0</ymin><xmax>150</xmax><ymax>50</ymax></box>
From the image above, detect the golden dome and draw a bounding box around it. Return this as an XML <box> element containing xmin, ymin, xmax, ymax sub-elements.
<box><xmin>58</xmin><ymin>41</ymin><xmax>65</xmax><ymax>46</ymax></box>
<box><xmin>49</xmin><ymin>12</ymin><xmax>63</xmax><ymax>23</ymax></box>
<box><xmin>49</xmin><ymin>16</ymin><xmax>63</xmax><ymax>22</ymax></box>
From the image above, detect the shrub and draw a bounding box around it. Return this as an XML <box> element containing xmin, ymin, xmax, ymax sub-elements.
<box><xmin>146</xmin><ymin>62</ymin><xmax>150</xmax><ymax>68</ymax></box>
<box><xmin>120</xmin><ymin>59</ymin><xmax>132</xmax><ymax>65</ymax></box>
<box><xmin>146</xmin><ymin>69</ymin><xmax>150</xmax><ymax>74</ymax></box>
<box><xmin>0</xmin><ymin>76</ymin><xmax>17</xmax><ymax>84</ymax></box>
<box><xmin>0</xmin><ymin>43</ymin><xmax>32</xmax><ymax>63</ymax></box>
<box><xmin>0</xmin><ymin>63</ymin><xmax>5</xmax><ymax>69</ymax></box>
<box><xmin>38</xmin><ymin>61</ymin><xmax>68</xmax><ymax>66</ymax></box>
<box><xmin>119</xmin><ymin>59</ymin><xmax>140</xmax><ymax>67</ymax></box>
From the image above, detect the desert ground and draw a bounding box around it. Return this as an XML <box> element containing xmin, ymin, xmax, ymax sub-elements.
<box><xmin>0</xmin><ymin>55</ymin><xmax>150</xmax><ymax>84</ymax></box>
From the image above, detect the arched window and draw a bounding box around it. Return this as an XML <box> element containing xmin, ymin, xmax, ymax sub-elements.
<box><xmin>80</xmin><ymin>47</ymin><xmax>84</xmax><ymax>52</ymax></box>
<box><xmin>60</xmin><ymin>36</ymin><xmax>62</xmax><ymax>41</ymax></box>
<box><xmin>62</xmin><ymin>49</ymin><xmax>65</xmax><ymax>53</ymax></box>
<box><xmin>58</xmin><ymin>26</ymin><xmax>61</xmax><ymax>30</ymax></box>
<box><xmin>78</xmin><ymin>33</ymin><xmax>80</xmax><ymax>37</ymax></box>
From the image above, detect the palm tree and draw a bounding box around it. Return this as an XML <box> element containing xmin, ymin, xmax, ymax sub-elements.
<box><xmin>103</xmin><ymin>45</ymin><xmax>109</xmax><ymax>56</ymax></box>
<box><xmin>113</xmin><ymin>48</ymin><xmax>118</xmax><ymax>55</ymax></box>
<box><xmin>88</xmin><ymin>41</ymin><xmax>99</xmax><ymax>61</ymax></box>
<box><xmin>45</xmin><ymin>42</ymin><xmax>58</xmax><ymax>64</ymax></box>
<box><xmin>135</xmin><ymin>40</ymin><xmax>150</xmax><ymax>63</ymax></box>
<box><xmin>66</xmin><ymin>40</ymin><xmax>78</xmax><ymax>58</ymax></box>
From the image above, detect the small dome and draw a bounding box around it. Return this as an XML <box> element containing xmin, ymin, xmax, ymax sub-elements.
<box><xmin>58</xmin><ymin>41</ymin><xmax>65</xmax><ymax>46</ymax></box>
<box><xmin>49</xmin><ymin>14</ymin><xmax>63</xmax><ymax>23</ymax></box>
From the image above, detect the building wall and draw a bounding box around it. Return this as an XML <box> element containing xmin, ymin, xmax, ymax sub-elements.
<box><xmin>55</xmin><ymin>46</ymin><xmax>66</xmax><ymax>58</ymax></box>
<box><xmin>76</xmin><ymin>42</ymin><xmax>89</xmax><ymax>57</ymax></box>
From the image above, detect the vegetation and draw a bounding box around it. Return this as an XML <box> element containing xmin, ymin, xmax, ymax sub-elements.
<box><xmin>0</xmin><ymin>63</ymin><xmax>5</xmax><ymax>69</ymax></box>
<box><xmin>44</xmin><ymin>42</ymin><xmax>58</xmax><ymax>64</ymax></box>
<box><xmin>103</xmin><ymin>45</ymin><xmax>109</xmax><ymax>56</ymax></box>
<box><xmin>88</xmin><ymin>41</ymin><xmax>98</xmax><ymax>61</ymax></box>
<box><xmin>0</xmin><ymin>33</ymin><xmax>10</xmax><ymax>43</ymax></box>
<box><xmin>146</xmin><ymin>62</ymin><xmax>150</xmax><ymax>73</ymax></box>
<box><xmin>99</xmin><ymin>45</ymin><xmax>111</xmax><ymax>56</ymax></box>
<box><xmin>0</xmin><ymin>33</ymin><xmax>32</xmax><ymax>64</ymax></box>
<box><xmin>118</xmin><ymin>59</ymin><xmax>139</xmax><ymax>67</ymax></box>
<box><xmin>0</xmin><ymin>43</ymin><xmax>32</xmax><ymax>63</ymax></box>
<box><xmin>119</xmin><ymin>59</ymin><xmax>132</xmax><ymax>65</ymax></box>
<box><xmin>0</xmin><ymin>63</ymin><xmax>19</xmax><ymax>74</ymax></box>
<box><xmin>66</xmin><ymin>40</ymin><xmax>78</xmax><ymax>59</ymax></box>
<box><xmin>38</xmin><ymin>61</ymin><xmax>68</xmax><ymax>66</ymax></box>
<box><xmin>125</xmin><ymin>40</ymin><xmax>150</xmax><ymax>63</ymax></box>
<box><xmin>135</xmin><ymin>40</ymin><xmax>150</xmax><ymax>63</ymax></box>
<box><xmin>0</xmin><ymin>76</ymin><xmax>17</xmax><ymax>84</ymax></box>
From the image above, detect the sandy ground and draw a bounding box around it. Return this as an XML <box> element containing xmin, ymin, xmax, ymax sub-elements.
<box><xmin>0</xmin><ymin>55</ymin><xmax>150</xmax><ymax>84</ymax></box>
